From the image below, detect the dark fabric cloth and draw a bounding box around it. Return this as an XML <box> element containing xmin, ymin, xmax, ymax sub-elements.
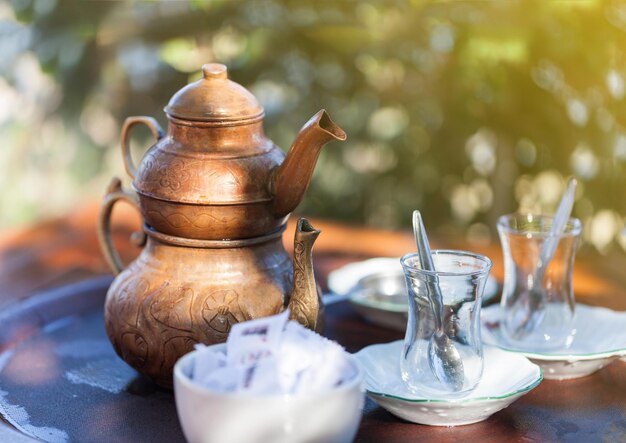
<box><xmin>0</xmin><ymin>310</ymin><xmax>185</xmax><ymax>443</ymax></box>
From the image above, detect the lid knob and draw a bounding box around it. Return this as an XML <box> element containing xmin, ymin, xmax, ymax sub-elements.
<box><xmin>202</xmin><ymin>63</ymin><xmax>228</xmax><ymax>80</ymax></box>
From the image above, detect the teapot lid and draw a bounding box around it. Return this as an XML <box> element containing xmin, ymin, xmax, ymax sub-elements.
<box><xmin>164</xmin><ymin>63</ymin><xmax>264</xmax><ymax>123</ymax></box>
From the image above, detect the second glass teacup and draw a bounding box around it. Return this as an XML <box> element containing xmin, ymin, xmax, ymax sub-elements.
<box><xmin>400</xmin><ymin>250</ymin><xmax>492</xmax><ymax>398</ymax></box>
<box><xmin>497</xmin><ymin>213</ymin><xmax>582</xmax><ymax>351</ymax></box>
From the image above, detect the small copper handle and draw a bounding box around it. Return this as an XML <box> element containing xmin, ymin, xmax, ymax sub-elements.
<box><xmin>120</xmin><ymin>116</ymin><xmax>164</xmax><ymax>180</ymax></box>
<box><xmin>97</xmin><ymin>177</ymin><xmax>146</xmax><ymax>275</ymax></box>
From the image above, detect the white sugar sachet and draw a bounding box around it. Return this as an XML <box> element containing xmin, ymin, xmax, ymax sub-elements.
<box><xmin>293</xmin><ymin>338</ymin><xmax>350</xmax><ymax>394</ymax></box>
<box><xmin>242</xmin><ymin>357</ymin><xmax>282</xmax><ymax>394</ymax></box>
<box><xmin>196</xmin><ymin>364</ymin><xmax>241</xmax><ymax>392</ymax></box>
<box><xmin>226</xmin><ymin>310</ymin><xmax>289</xmax><ymax>366</ymax></box>
<box><xmin>190</xmin><ymin>310</ymin><xmax>353</xmax><ymax>395</ymax></box>
<box><xmin>192</xmin><ymin>345</ymin><xmax>226</xmax><ymax>380</ymax></box>
<box><xmin>277</xmin><ymin>321</ymin><xmax>349</xmax><ymax>394</ymax></box>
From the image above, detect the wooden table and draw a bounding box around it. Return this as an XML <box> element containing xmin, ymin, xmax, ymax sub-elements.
<box><xmin>0</xmin><ymin>202</ymin><xmax>625</xmax><ymax>442</ymax></box>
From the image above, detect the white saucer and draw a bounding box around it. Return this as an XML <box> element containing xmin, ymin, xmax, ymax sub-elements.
<box><xmin>328</xmin><ymin>258</ymin><xmax>498</xmax><ymax>331</ymax></box>
<box><xmin>354</xmin><ymin>340</ymin><xmax>541</xmax><ymax>426</ymax></box>
<box><xmin>481</xmin><ymin>304</ymin><xmax>626</xmax><ymax>380</ymax></box>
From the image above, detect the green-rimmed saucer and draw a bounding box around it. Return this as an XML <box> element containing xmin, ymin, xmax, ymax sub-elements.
<box><xmin>482</xmin><ymin>303</ymin><xmax>626</xmax><ymax>380</ymax></box>
<box><xmin>354</xmin><ymin>340</ymin><xmax>541</xmax><ymax>426</ymax></box>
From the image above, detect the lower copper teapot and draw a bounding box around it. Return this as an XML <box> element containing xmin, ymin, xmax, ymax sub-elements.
<box><xmin>97</xmin><ymin>178</ymin><xmax>323</xmax><ymax>388</ymax></box>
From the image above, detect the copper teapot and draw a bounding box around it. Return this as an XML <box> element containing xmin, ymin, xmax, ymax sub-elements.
<box><xmin>119</xmin><ymin>63</ymin><xmax>345</xmax><ymax>240</ymax></box>
<box><xmin>97</xmin><ymin>63</ymin><xmax>346</xmax><ymax>387</ymax></box>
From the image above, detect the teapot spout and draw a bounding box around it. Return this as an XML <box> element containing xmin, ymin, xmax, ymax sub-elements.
<box><xmin>287</xmin><ymin>218</ymin><xmax>322</xmax><ymax>331</ymax></box>
<box><xmin>272</xmin><ymin>110</ymin><xmax>346</xmax><ymax>218</ymax></box>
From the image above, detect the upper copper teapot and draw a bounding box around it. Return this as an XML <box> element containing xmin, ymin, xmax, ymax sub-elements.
<box><xmin>121</xmin><ymin>63</ymin><xmax>346</xmax><ymax>240</ymax></box>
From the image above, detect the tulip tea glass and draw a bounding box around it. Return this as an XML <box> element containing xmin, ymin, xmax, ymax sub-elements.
<box><xmin>400</xmin><ymin>250</ymin><xmax>492</xmax><ymax>398</ymax></box>
<box><xmin>497</xmin><ymin>213</ymin><xmax>582</xmax><ymax>351</ymax></box>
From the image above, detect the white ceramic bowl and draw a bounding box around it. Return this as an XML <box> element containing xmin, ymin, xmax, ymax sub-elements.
<box><xmin>173</xmin><ymin>344</ymin><xmax>365</xmax><ymax>443</ymax></box>
<box><xmin>328</xmin><ymin>258</ymin><xmax>498</xmax><ymax>331</ymax></box>
<box><xmin>482</xmin><ymin>304</ymin><xmax>626</xmax><ymax>380</ymax></box>
<box><xmin>354</xmin><ymin>340</ymin><xmax>541</xmax><ymax>426</ymax></box>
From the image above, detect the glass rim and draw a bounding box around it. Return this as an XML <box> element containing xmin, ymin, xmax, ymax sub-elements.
<box><xmin>400</xmin><ymin>249</ymin><xmax>493</xmax><ymax>278</ymax></box>
<box><xmin>497</xmin><ymin>213</ymin><xmax>582</xmax><ymax>237</ymax></box>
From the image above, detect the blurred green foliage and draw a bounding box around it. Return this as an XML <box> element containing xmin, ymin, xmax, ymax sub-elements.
<box><xmin>1</xmin><ymin>0</ymin><xmax>626</xmax><ymax>252</ymax></box>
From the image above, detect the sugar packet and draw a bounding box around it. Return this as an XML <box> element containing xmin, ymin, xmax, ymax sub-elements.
<box><xmin>191</xmin><ymin>310</ymin><xmax>354</xmax><ymax>395</ymax></box>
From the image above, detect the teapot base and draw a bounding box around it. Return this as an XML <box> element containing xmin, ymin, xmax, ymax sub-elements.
<box><xmin>104</xmin><ymin>225</ymin><xmax>294</xmax><ymax>388</ymax></box>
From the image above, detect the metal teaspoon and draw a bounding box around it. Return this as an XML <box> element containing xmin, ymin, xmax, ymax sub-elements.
<box><xmin>412</xmin><ymin>210</ymin><xmax>465</xmax><ymax>391</ymax></box>
<box><xmin>510</xmin><ymin>177</ymin><xmax>577</xmax><ymax>339</ymax></box>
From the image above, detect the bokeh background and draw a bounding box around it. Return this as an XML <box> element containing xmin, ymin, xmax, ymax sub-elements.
<box><xmin>1</xmin><ymin>0</ymin><xmax>626</xmax><ymax>254</ymax></box>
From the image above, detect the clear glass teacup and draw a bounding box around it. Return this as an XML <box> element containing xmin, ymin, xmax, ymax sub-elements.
<box><xmin>400</xmin><ymin>250</ymin><xmax>492</xmax><ymax>398</ymax></box>
<box><xmin>497</xmin><ymin>213</ymin><xmax>582</xmax><ymax>351</ymax></box>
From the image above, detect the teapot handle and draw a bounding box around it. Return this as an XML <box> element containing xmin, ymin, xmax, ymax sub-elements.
<box><xmin>97</xmin><ymin>177</ymin><xmax>147</xmax><ymax>276</ymax></box>
<box><xmin>120</xmin><ymin>116</ymin><xmax>165</xmax><ymax>180</ymax></box>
